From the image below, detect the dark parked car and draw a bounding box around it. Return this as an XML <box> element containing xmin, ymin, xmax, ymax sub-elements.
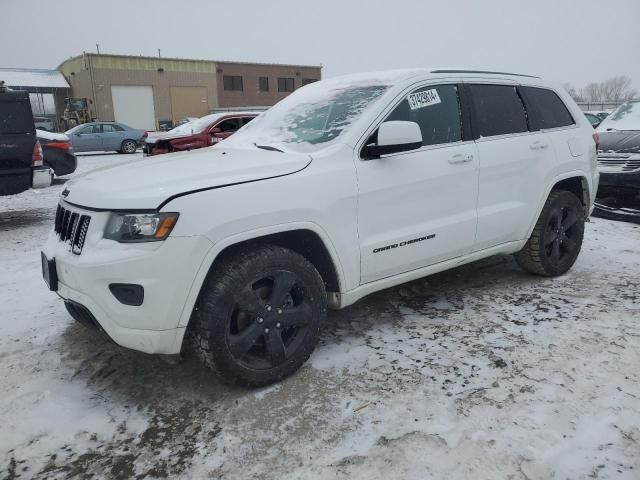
<box><xmin>0</xmin><ymin>82</ymin><xmax>51</xmax><ymax>196</ymax></box>
<box><xmin>66</xmin><ymin>122</ymin><xmax>146</xmax><ymax>154</ymax></box>
<box><xmin>143</xmin><ymin>112</ymin><xmax>259</xmax><ymax>156</ymax></box>
<box><xmin>37</xmin><ymin>129</ymin><xmax>77</xmax><ymax>177</ymax></box>
<box><xmin>584</xmin><ymin>112</ymin><xmax>601</xmax><ymax>129</ymax></box>
<box><xmin>594</xmin><ymin>99</ymin><xmax>640</xmax><ymax>223</ymax></box>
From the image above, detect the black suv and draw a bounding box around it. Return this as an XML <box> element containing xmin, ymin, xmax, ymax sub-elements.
<box><xmin>0</xmin><ymin>81</ymin><xmax>51</xmax><ymax>196</ymax></box>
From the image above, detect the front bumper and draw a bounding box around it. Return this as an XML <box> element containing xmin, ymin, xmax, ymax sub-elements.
<box><xmin>43</xmin><ymin>201</ymin><xmax>213</xmax><ymax>354</ymax></box>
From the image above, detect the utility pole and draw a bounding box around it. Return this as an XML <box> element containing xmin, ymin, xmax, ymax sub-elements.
<box><xmin>96</xmin><ymin>43</ymin><xmax>100</xmax><ymax>54</ymax></box>
<box><xmin>158</xmin><ymin>48</ymin><xmax>161</xmax><ymax>58</ymax></box>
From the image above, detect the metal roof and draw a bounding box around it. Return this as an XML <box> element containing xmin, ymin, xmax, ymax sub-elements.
<box><xmin>0</xmin><ymin>68</ymin><xmax>70</xmax><ymax>88</ymax></box>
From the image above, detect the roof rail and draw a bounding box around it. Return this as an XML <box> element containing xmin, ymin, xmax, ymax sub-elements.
<box><xmin>431</xmin><ymin>69</ymin><xmax>540</xmax><ymax>79</ymax></box>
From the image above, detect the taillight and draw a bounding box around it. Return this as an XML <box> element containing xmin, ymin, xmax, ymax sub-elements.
<box><xmin>143</xmin><ymin>131</ymin><xmax>149</xmax><ymax>138</ymax></box>
<box><xmin>592</xmin><ymin>132</ymin><xmax>600</xmax><ymax>151</ymax></box>
<box><xmin>32</xmin><ymin>141</ymin><xmax>43</xmax><ymax>167</ymax></box>
<box><xmin>47</xmin><ymin>142</ymin><xmax>71</xmax><ymax>151</ymax></box>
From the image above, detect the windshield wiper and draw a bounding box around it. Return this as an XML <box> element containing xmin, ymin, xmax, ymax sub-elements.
<box><xmin>254</xmin><ymin>143</ymin><xmax>284</xmax><ymax>153</ymax></box>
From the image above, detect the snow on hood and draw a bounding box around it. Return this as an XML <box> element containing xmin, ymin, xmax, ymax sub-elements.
<box><xmin>36</xmin><ymin>129</ymin><xmax>69</xmax><ymax>142</ymax></box>
<box><xmin>62</xmin><ymin>145</ymin><xmax>311</xmax><ymax>210</ymax></box>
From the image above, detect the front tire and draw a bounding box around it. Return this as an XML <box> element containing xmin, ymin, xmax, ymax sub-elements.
<box><xmin>515</xmin><ymin>190</ymin><xmax>585</xmax><ymax>276</ymax></box>
<box><xmin>190</xmin><ymin>245</ymin><xmax>327</xmax><ymax>387</ymax></box>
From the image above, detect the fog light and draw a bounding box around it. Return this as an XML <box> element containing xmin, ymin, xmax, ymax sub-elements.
<box><xmin>109</xmin><ymin>283</ymin><xmax>144</xmax><ymax>306</ymax></box>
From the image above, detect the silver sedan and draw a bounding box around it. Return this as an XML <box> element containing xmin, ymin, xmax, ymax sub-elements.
<box><xmin>66</xmin><ymin>122</ymin><xmax>146</xmax><ymax>154</ymax></box>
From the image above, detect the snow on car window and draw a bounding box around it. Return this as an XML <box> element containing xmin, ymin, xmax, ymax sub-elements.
<box><xmin>225</xmin><ymin>81</ymin><xmax>390</xmax><ymax>152</ymax></box>
<box><xmin>597</xmin><ymin>100</ymin><xmax>640</xmax><ymax>131</ymax></box>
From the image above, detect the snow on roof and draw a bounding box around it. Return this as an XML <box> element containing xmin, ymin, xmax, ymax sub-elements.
<box><xmin>0</xmin><ymin>68</ymin><xmax>70</xmax><ymax>89</ymax></box>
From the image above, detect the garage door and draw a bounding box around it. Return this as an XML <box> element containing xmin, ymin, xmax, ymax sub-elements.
<box><xmin>170</xmin><ymin>86</ymin><xmax>209</xmax><ymax>121</ymax></box>
<box><xmin>111</xmin><ymin>85</ymin><xmax>156</xmax><ymax>130</ymax></box>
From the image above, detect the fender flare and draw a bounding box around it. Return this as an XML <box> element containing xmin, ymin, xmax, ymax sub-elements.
<box><xmin>175</xmin><ymin>221</ymin><xmax>347</xmax><ymax>328</ymax></box>
<box><xmin>525</xmin><ymin>169</ymin><xmax>592</xmax><ymax>240</ymax></box>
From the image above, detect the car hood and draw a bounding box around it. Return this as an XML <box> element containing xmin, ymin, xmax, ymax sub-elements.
<box><xmin>598</xmin><ymin>131</ymin><xmax>640</xmax><ymax>154</ymax></box>
<box><xmin>145</xmin><ymin>129</ymin><xmax>201</xmax><ymax>144</ymax></box>
<box><xmin>63</xmin><ymin>146</ymin><xmax>312</xmax><ymax>210</ymax></box>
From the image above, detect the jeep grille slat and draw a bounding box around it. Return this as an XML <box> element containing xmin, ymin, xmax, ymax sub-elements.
<box><xmin>54</xmin><ymin>204</ymin><xmax>91</xmax><ymax>255</ymax></box>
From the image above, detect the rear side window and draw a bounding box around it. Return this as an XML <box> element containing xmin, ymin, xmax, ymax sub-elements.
<box><xmin>522</xmin><ymin>87</ymin><xmax>575</xmax><ymax>130</ymax></box>
<box><xmin>468</xmin><ymin>84</ymin><xmax>528</xmax><ymax>137</ymax></box>
<box><xmin>0</xmin><ymin>100</ymin><xmax>34</xmax><ymax>134</ymax></box>
<box><xmin>101</xmin><ymin>124</ymin><xmax>124</xmax><ymax>133</ymax></box>
<box><xmin>385</xmin><ymin>84</ymin><xmax>462</xmax><ymax>146</ymax></box>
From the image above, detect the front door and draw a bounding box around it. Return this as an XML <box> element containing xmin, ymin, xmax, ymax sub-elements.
<box><xmin>356</xmin><ymin>83</ymin><xmax>479</xmax><ymax>284</ymax></box>
<box><xmin>72</xmin><ymin>124</ymin><xmax>102</xmax><ymax>152</ymax></box>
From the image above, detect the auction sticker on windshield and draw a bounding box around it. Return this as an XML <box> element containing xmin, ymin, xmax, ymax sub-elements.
<box><xmin>407</xmin><ymin>89</ymin><xmax>441</xmax><ymax>110</ymax></box>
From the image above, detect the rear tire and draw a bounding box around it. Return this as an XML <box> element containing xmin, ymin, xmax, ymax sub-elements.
<box><xmin>514</xmin><ymin>190</ymin><xmax>585</xmax><ymax>276</ymax></box>
<box><xmin>190</xmin><ymin>245</ymin><xmax>327</xmax><ymax>387</ymax></box>
<box><xmin>120</xmin><ymin>139</ymin><xmax>138</xmax><ymax>154</ymax></box>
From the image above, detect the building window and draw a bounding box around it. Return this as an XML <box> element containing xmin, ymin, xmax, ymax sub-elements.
<box><xmin>302</xmin><ymin>78</ymin><xmax>318</xmax><ymax>86</ymax></box>
<box><xmin>259</xmin><ymin>77</ymin><xmax>269</xmax><ymax>92</ymax></box>
<box><xmin>223</xmin><ymin>75</ymin><xmax>243</xmax><ymax>91</ymax></box>
<box><xmin>278</xmin><ymin>77</ymin><xmax>295</xmax><ymax>93</ymax></box>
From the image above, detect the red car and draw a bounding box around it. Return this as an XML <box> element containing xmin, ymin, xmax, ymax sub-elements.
<box><xmin>143</xmin><ymin>112</ymin><xmax>259</xmax><ymax>156</ymax></box>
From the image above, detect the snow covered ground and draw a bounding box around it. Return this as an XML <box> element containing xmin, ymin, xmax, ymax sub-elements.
<box><xmin>1</xmin><ymin>153</ymin><xmax>639</xmax><ymax>479</ymax></box>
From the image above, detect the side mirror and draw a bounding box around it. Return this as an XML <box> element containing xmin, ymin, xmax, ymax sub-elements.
<box><xmin>363</xmin><ymin>121</ymin><xmax>422</xmax><ymax>159</ymax></box>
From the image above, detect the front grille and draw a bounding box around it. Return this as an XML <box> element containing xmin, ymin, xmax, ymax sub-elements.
<box><xmin>597</xmin><ymin>153</ymin><xmax>640</xmax><ymax>172</ymax></box>
<box><xmin>54</xmin><ymin>204</ymin><xmax>91</xmax><ymax>255</ymax></box>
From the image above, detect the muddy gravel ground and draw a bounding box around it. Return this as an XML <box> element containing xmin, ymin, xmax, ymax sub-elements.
<box><xmin>1</xmin><ymin>154</ymin><xmax>639</xmax><ymax>479</ymax></box>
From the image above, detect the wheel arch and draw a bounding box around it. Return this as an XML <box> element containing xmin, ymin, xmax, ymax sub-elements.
<box><xmin>177</xmin><ymin>224</ymin><xmax>345</xmax><ymax>330</ymax></box>
<box><xmin>525</xmin><ymin>171</ymin><xmax>592</xmax><ymax>240</ymax></box>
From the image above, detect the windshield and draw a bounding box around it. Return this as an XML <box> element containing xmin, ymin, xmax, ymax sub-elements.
<box><xmin>224</xmin><ymin>82</ymin><xmax>389</xmax><ymax>152</ymax></box>
<box><xmin>597</xmin><ymin>100</ymin><xmax>640</xmax><ymax>131</ymax></box>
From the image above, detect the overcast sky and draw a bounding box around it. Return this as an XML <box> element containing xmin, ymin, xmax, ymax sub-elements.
<box><xmin>2</xmin><ymin>0</ymin><xmax>639</xmax><ymax>91</ymax></box>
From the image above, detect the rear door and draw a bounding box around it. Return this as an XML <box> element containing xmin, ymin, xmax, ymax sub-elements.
<box><xmin>467</xmin><ymin>83</ymin><xmax>557</xmax><ymax>250</ymax></box>
<box><xmin>99</xmin><ymin>123</ymin><xmax>126</xmax><ymax>151</ymax></box>
<box><xmin>0</xmin><ymin>91</ymin><xmax>36</xmax><ymax>195</ymax></box>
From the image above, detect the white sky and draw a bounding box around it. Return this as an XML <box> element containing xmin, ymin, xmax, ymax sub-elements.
<box><xmin>2</xmin><ymin>0</ymin><xmax>639</xmax><ymax>91</ymax></box>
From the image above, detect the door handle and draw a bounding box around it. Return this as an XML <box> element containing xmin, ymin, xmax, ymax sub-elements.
<box><xmin>530</xmin><ymin>141</ymin><xmax>549</xmax><ymax>150</ymax></box>
<box><xmin>448</xmin><ymin>153</ymin><xmax>474</xmax><ymax>164</ymax></box>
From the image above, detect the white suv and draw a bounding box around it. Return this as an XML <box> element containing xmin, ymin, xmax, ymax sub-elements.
<box><xmin>42</xmin><ymin>69</ymin><xmax>599</xmax><ymax>386</ymax></box>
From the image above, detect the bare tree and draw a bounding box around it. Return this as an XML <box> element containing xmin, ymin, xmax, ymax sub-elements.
<box><xmin>576</xmin><ymin>75</ymin><xmax>637</xmax><ymax>103</ymax></box>
<box><xmin>602</xmin><ymin>76</ymin><xmax>637</xmax><ymax>103</ymax></box>
<box><xmin>562</xmin><ymin>83</ymin><xmax>584</xmax><ymax>102</ymax></box>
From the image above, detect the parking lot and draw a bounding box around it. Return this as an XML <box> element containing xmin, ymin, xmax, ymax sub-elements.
<box><xmin>0</xmin><ymin>154</ymin><xmax>637</xmax><ymax>479</ymax></box>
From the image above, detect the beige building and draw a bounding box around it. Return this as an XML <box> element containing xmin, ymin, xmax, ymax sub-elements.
<box><xmin>57</xmin><ymin>53</ymin><xmax>321</xmax><ymax>130</ymax></box>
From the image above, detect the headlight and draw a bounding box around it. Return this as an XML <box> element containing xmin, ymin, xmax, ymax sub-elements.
<box><xmin>104</xmin><ymin>212</ymin><xmax>179</xmax><ymax>243</ymax></box>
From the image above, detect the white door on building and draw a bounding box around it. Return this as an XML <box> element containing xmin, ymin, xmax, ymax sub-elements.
<box><xmin>111</xmin><ymin>85</ymin><xmax>155</xmax><ymax>130</ymax></box>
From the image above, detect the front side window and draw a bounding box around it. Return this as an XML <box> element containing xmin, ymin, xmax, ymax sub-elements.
<box><xmin>278</xmin><ymin>77</ymin><xmax>295</xmax><ymax>93</ymax></box>
<box><xmin>468</xmin><ymin>84</ymin><xmax>528</xmax><ymax>137</ymax></box>
<box><xmin>522</xmin><ymin>87</ymin><xmax>574</xmax><ymax>130</ymax></box>
<box><xmin>384</xmin><ymin>84</ymin><xmax>462</xmax><ymax>146</ymax></box>
<box><xmin>223</xmin><ymin>75</ymin><xmax>243</xmax><ymax>92</ymax></box>
<box><xmin>79</xmin><ymin>125</ymin><xmax>97</xmax><ymax>134</ymax></box>
<box><xmin>216</xmin><ymin>118</ymin><xmax>242</xmax><ymax>133</ymax></box>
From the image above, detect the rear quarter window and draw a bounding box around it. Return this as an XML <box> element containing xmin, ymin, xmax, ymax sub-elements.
<box><xmin>521</xmin><ymin>86</ymin><xmax>575</xmax><ymax>130</ymax></box>
<box><xmin>468</xmin><ymin>84</ymin><xmax>528</xmax><ymax>137</ymax></box>
<box><xmin>0</xmin><ymin>100</ymin><xmax>34</xmax><ymax>135</ymax></box>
